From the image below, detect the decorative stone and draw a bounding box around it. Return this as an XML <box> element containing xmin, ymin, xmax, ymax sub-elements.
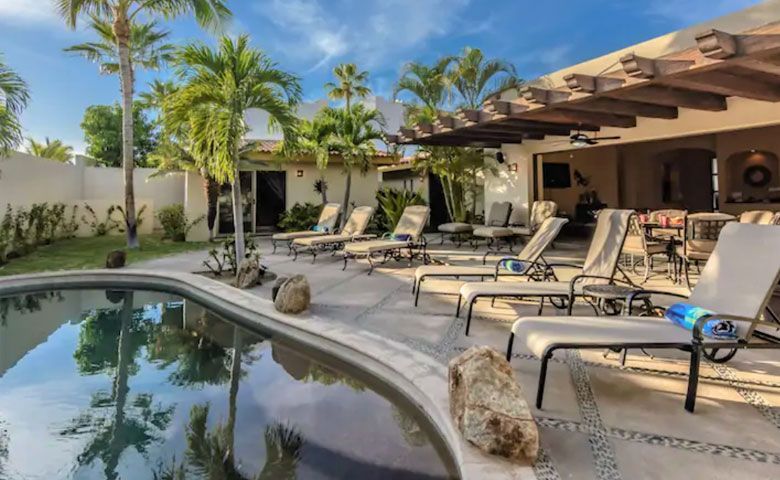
<box><xmin>235</xmin><ymin>258</ymin><xmax>261</xmax><ymax>289</ymax></box>
<box><xmin>274</xmin><ymin>275</ymin><xmax>310</xmax><ymax>314</ymax></box>
<box><xmin>105</xmin><ymin>250</ymin><xmax>126</xmax><ymax>269</ymax></box>
<box><xmin>272</xmin><ymin>276</ymin><xmax>289</xmax><ymax>302</ymax></box>
<box><xmin>449</xmin><ymin>346</ymin><xmax>538</xmax><ymax>464</ymax></box>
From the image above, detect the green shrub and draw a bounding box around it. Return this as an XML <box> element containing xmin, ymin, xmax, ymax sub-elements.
<box><xmin>112</xmin><ymin>204</ymin><xmax>148</xmax><ymax>232</ymax></box>
<box><xmin>156</xmin><ymin>204</ymin><xmax>204</xmax><ymax>242</ymax></box>
<box><xmin>0</xmin><ymin>205</ymin><xmax>13</xmax><ymax>264</ymax></box>
<box><xmin>81</xmin><ymin>204</ymin><xmax>120</xmax><ymax>236</ymax></box>
<box><xmin>376</xmin><ymin>188</ymin><xmax>426</xmax><ymax>232</ymax></box>
<box><xmin>278</xmin><ymin>203</ymin><xmax>322</xmax><ymax>232</ymax></box>
<box><xmin>61</xmin><ymin>205</ymin><xmax>80</xmax><ymax>239</ymax></box>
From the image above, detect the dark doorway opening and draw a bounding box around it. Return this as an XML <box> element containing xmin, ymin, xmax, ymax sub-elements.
<box><xmin>256</xmin><ymin>171</ymin><xmax>286</xmax><ymax>231</ymax></box>
<box><xmin>428</xmin><ymin>173</ymin><xmax>449</xmax><ymax>228</ymax></box>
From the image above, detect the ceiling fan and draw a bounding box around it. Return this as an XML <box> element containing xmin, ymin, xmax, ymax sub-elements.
<box><xmin>546</xmin><ymin>131</ymin><xmax>622</xmax><ymax>148</ymax></box>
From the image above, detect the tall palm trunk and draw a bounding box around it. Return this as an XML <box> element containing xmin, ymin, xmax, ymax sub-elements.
<box><xmin>204</xmin><ymin>176</ymin><xmax>220</xmax><ymax>241</ymax></box>
<box><xmin>106</xmin><ymin>291</ymin><xmax>133</xmax><ymax>479</ymax></box>
<box><xmin>231</xmin><ymin>167</ymin><xmax>246</xmax><ymax>264</ymax></box>
<box><xmin>226</xmin><ymin>326</ymin><xmax>242</xmax><ymax>465</ymax></box>
<box><xmin>113</xmin><ymin>14</ymin><xmax>139</xmax><ymax>248</ymax></box>
<box><xmin>340</xmin><ymin>168</ymin><xmax>352</xmax><ymax>230</ymax></box>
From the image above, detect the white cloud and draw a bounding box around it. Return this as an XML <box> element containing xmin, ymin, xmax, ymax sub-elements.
<box><xmin>253</xmin><ymin>0</ymin><xmax>472</xmax><ymax>71</ymax></box>
<box><xmin>0</xmin><ymin>0</ymin><xmax>61</xmax><ymax>26</ymax></box>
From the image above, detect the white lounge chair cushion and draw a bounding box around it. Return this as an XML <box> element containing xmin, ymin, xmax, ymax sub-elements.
<box><xmin>293</xmin><ymin>233</ymin><xmax>374</xmax><ymax>247</ymax></box>
<box><xmin>509</xmin><ymin>226</ymin><xmax>533</xmax><ymax>236</ymax></box>
<box><xmin>511</xmin><ymin>315</ymin><xmax>728</xmax><ymax>358</ymax></box>
<box><xmin>473</xmin><ymin>226</ymin><xmax>515</xmax><ymax>238</ymax></box>
<box><xmin>415</xmin><ymin>265</ymin><xmax>495</xmax><ymax>283</ymax></box>
<box><xmin>460</xmin><ymin>280</ymin><xmax>587</xmax><ymax>304</ymax></box>
<box><xmin>343</xmin><ymin>239</ymin><xmax>410</xmax><ymax>255</ymax></box>
<box><xmin>438</xmin><ymin>222</ymin><xmax>473</xmax><ymax>233</ymax></box>
<box><xmin>273</xmin><ymin>231</ymin><xmax>324</xmax><ymax>241</ymax></box>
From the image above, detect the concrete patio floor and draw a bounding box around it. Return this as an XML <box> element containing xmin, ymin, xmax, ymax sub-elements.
<box><xmin>133</xmin><ymin>235</ymin><xmax>780</xmax><ymax>480</ymax></box>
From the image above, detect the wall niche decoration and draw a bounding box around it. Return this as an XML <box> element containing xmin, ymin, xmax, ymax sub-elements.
<box><xmin>743</xmin><ymin>164</ymin><xmax>772</xmax><ymax>187</ymax></box>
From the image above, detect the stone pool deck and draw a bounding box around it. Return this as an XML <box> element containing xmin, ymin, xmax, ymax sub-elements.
<box><xmin>134</xmin><ymin>236</ymin><xmax>780</xmax><ymax>480</ymax></box>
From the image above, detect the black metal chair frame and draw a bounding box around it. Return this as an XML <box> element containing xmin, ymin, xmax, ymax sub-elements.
<box><xmin>505</xmin><ymin>288</ymin><xmax>780</xmax><ymax>413</ymax></box>
<box><xmin>342</xmin><ymin>236</ymin><xmax>430</xmax><ymax>275</ymax></box>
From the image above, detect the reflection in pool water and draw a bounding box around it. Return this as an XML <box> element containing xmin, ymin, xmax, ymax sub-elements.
<box><xmin>0</xmin><ymin>290</ymin><xmax>456</xmax><ymax>479</ymax></box>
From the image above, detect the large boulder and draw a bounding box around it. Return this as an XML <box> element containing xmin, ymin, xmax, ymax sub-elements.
<box><xmin>235</xmin><ymin>258</ymin><xmax>261</xmax><ymax>289</ymax></box>
<box><xmin>271</xmin><ymin>276</ymin><xmax>289</xmax><ymax>302</ymax></box>
<box><xmin>449</xmin><ymin>346</ymin><xmax>538</xmax><ymax>464</ymax></box>
<box><xmin>274</xmin><ymin>275</ymin><xmax>311</xmax><ymax>314</ymax></box>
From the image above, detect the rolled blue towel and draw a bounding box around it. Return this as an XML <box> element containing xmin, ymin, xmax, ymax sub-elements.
<box><xmin>390</xmin><ymin>233</ymin><xmax>412</xmax><ymax>242</ymax></box>
<box><xmin>664</xmin><ymin>302</ymin><xmax>737</xmax><ymax>339</ymax></box>
<box><xmin>311</xmin><ymin>225</ymin><xmax>330</xmax><ymax>233</ymax></box>
<box><xmin>499</xmin><ymin>259</ymin><xmax>529</xmax><ymax>273</ymax></box>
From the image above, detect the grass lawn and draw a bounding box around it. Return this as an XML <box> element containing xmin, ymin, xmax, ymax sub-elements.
<box><xmin>0</xmin><ymin>234</ymin><xmax>210</xmax><ymax>277</ymax></box>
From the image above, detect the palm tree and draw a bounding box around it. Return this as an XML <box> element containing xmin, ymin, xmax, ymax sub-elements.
<box><xmin>393</xmin><ymin>57</ymin><xmax>453</xmax><ymax>124</ymax></box>
<box><xmin>143</xmin><ymin>80</ymin><xmax>221</xmax><ymax>240</ymax></box>
<box><xmin>449</xmin><ymin>47</ymin><xmax>520</xmax><ymax>109</ymax></box>
<box><xmin>25</xmin><ymin>137</ymin><xmax>74</xmax><ymax>162</ymax></box>
<box><xmin>0</xmin><ymin>56</ymin><xmax>29</xmax><ymax>156</ymax></box>
<box><xmin>57</xmin><ymin>0</ymin><xmax>231</xmax><ymax>249</ymax></box>
<box><xmin>314</xmin><ymin>105</ymin><xmax>385</xmax><ymax>229</ymax></box>
<box><xmin>167</xmin><ymin>35</ymin><xmax>301</xmax><ymax>262</ymax></box>
<box><xmin>324</xmin><ymin>63</ymin><xmax>371</xmax><ymax>110</ymax></box>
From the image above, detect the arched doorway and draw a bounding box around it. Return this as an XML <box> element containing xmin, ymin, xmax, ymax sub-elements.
<box><xmin>652</xmin><ymin>147</ymin><xmax>717</xmax><ymax>212</ymax></box>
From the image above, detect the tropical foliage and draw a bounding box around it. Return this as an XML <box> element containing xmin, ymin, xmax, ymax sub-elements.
<box><xmin>166</xmin><ymin>35</ymin><xmax>301</xmax><ymax>262</ymax></box>
<box><xmin>324</xmin><ymin>63</ymin><xmax>371</xmax><ymax>109</ymax></box>
<box><xmin>393</xmin><ymin>47</ymin><xmax>517</xmax><ymax>222</ymax></box>
<box><xmin>156</xmin><ymin>203</ymin><xmax>204</xmax><ymax>242</ymax></box>
<box><xmin>80</xmin><ymin>102</ymin><xmax>158</xmax><ymax>167</ymax></box>
<box><xmin>0</xmin><ymin>55</ymin><xmax>29</xmax><ymax>156</ymax></box>
<box><xmin>375</xmin><ymin>187</ymin><xmax>427</xmax><ymax>232</ymax></box>
<box><xmin>0</xmin><ymin>203</ymin><xmax>79</xmax><ymax>265</ymax></box>
<box><xmin>57</xmin><ymin>0</ymin><xmax>232</xmax><ymax>249</ymax></box>
<box><xmin>278</xmin><ymin>202</ymin><xmax>322</xmax><ymax>232</ymax></box>
<box><xmin>25</xmin><ymin>137</ymin><xmax>74</xmax><ymax>162</ymax></box>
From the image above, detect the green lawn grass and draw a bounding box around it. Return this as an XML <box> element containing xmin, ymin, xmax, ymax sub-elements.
<box><xmin>0</xmin><ymin>234</ymin><xmax>210</xmax><ymax>277</ymax></box>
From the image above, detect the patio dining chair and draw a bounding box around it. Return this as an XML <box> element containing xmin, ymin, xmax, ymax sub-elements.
<box><xmin>739</xmin><ymin>210</ymin><xmax>776</xmax><ymax>224</ymax></box>
<box><xmin>675</xmin><ymin>212</ymin><xmax>736</xmax><ymax>290</ymax></box>
<box><xmin>272</xmin><ymin>203</ymin><xmax>342</xmax><ymax>255</ymax></box>
<box><xmin>412</xmin><ymin>217</ymin><xmax>569</xmax><ymax>306</ymax></box>
<box><xmin>468</xmin><ymin>201</ymin><xmax>514</xmax><ymax>250</ymax></box>
<box><xmin>456</xmin><ymin>209</ymin><xmax>634</xmax><ymax>336</ymax></box>
<box><xmin>342</xmin><ymin>205</ymin><xmax>431</xmax><ymax>275</ymax></box>
<box><xmin>507</xmin><ymin>223</ymin><xmax>780</xmax><ymax>413</ymax></box>
<box><xmin>508</xmin><ymin>200</ymin><xmax>559</xmax><ymax>239</ymax></box>
<box><xmin>291</xmin><ymin>206</ymin><xmax>375</xmax><ymax>263</ymax></box>
<box><xmin>622</xmin><ymin>214</ymin><xmax>669</xmax><ymax>284</ymax></box>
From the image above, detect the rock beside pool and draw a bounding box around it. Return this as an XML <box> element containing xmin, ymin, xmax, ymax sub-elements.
<box><xmin>274</xmin><ymin>275</ymin><xmax>310</xmax><ymax>314</ymax></box>
<box><xmin>272</xmin><ymin>276</ymin><xmax>289</xmax><ymax>302</ymax></box>
<box><xmin>449</xmin><ymin>346</ymin><xmax>538</xmax><ymax>464</ymax></box>
<box><xmin>105</xmin><ymin>250</ymin><xmax>126</xmax><ymax>269</ymax></box>
<box><xmin>235</xmin><ymin>258</ymin><xmax>261</xmax><ymax>289</ymax></box>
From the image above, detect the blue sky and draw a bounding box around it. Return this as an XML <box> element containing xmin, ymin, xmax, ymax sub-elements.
<box><xmin>0</xmin><ymin>0</ymin><xmax>762</xmax><ymax>153</ymax></box>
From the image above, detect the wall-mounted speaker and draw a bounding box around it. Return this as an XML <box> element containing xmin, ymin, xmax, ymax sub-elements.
<box><xmin>496</xmin><ymin>151</ymin><xmax>505</xmax><ymax>164</ymax></box>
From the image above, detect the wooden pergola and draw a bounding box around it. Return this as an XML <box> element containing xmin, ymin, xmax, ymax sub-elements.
<box><xmin>387</xmin><ymin>22</ymin><xmax>780</xmax><ymax>147</ymax></box>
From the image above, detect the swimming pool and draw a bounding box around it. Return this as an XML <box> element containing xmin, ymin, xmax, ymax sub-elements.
<box><xmin>0</xmin><ymin>288</ymin><xmax>457</xmax><ymax>479</ymax></box>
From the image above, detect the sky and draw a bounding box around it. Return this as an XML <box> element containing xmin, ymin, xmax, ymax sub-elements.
<box><xmin>0</xmin><ymin>0</ymin><xmax>764</xmax><ymax>154</ymax></box>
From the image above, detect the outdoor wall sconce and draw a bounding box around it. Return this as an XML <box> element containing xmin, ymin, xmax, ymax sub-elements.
<box><xmin>508</xmin><ymin>163</ymin><xmax>518</xmax><ymax>172</ymax></box>
<box><xmin>296</xmin><ymin>170</ymin><xmax>304</xmax><ymax>177</ymax></box>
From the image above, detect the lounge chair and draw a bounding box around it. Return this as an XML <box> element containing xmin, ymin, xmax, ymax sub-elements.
<box><xmin>508</xmin><ymin>223</ymin><xmax>780</xmax><ymax>413</ymax></box>
<box><xmin>271</xmin><ymin>203</ymin><xmax>341</xmax><ymax>254</ymax></box>
<box><xmin>738</xmin><ymin>210</ymin><xmax>775</xmax><ymax>224</ymax></box>
<box><xmin>342</xmin><ymin>205</ymin><xmax>431</xmax><ymax>275</ymax></box>
<box><xmin>469</xmin><ymin>201</ymin><xmax>514</xmax><ymax>250</ymax></box>
<box><xmin>457</xmin><ymin>209</ymin><xmax>634</xmax><ymax>335</ymax></box>
<box><xmin>437</xmin><ymin>201</ymin><xmax>512</xmax><ymax>247</ymax></box>
<box><xmin>291</xmin><ymin>206</ymin><xmax>376</xmax><ymax>263</ymax></box>
<box><xmin>507</xmin><ymin>200</ymin><xmax>559</xmax><ymax>239</ymax></box>
<box><xmin>413</xmin><ymin>217</ymin><xmax>569</xmax><ymax>307</ymax></box>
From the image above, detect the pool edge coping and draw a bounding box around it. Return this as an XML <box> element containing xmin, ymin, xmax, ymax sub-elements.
<box><xmin>0</xmin><ymin>269</ymin><xmax>536</xmax><ymax>480</ymax></box>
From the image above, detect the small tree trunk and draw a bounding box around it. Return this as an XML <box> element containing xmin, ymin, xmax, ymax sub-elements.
<box><xmin>231</xmin><ymin>167</ymin><xmax>246</xmax><ymax>265</ymax></box>
<box><xmin>204</xmin><ymin>176</ymin><xmax>219</xmax><ymax>241</ymax></box>
<box><xmin>340</xmin><ymin>169</ymin><xmax>352</xmax><ymax>230</ymax></box>
<box><xmin>226</xmin><ymin>326</ymin><xmax>242</xmax><ymax>465</ymax></box>
<box><xmin>114</xmin><ymin>15</ymin><xmax>139</xmax><ymax>249</ymax></box>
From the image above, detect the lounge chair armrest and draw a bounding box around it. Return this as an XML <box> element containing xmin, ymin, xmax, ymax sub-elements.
<box><xmin>568</xmin><ymin>274</ymin><xmax>616</xmax><ymax>296</ymax></box>
<box><xmin>626</xmin><ymin>289</ymin><xmax>689</xmax><ymax>314</ymax></box>
<box><xmin>692</xmin><ymin>313</ymin><xmax>759</xmax><ymax>341</ymax></box>
<box><xmin>544</xmin><ymin>262</ymin><xmax>585</xmax><ymax>272</ymax></box>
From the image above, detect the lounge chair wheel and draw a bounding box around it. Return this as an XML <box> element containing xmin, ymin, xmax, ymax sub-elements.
<box><xmin>702</xmin><ymin>347</ymin><xmax>738</xmax><ymax>363</ymax></box>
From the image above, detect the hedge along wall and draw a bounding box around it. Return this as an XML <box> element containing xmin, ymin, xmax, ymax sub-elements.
<box><xmin>0</xmin><ymin>152</ymin><xmax>185</xmax><ymax>232</ymax></box>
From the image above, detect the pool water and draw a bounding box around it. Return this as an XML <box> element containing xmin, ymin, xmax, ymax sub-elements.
<box><xmin>0</xmin><ymin>289</ymin><xmax>457</xmax><ymax>479</ymax></box>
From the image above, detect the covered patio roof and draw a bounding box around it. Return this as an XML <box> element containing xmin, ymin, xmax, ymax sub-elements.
<box><xmin>387</xmin><ymin>22</ymin><xmax>780</xmax><ymax>148</ymax></box>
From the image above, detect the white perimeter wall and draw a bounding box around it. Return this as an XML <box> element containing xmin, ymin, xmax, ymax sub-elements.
<box><xmin>0</xmin><ymin>152</ymin><xmax>185</xmax><ymax>233</ymax></box>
